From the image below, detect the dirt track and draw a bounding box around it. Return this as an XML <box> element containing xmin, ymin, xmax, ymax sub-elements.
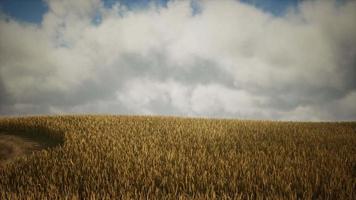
<box><xmin>0</xmin><ymin>132</ymin><xmax>45</xmax><ymax>166</ymax></box>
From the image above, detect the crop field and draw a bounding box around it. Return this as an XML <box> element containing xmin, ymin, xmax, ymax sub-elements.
<box><xmin>0</xmin><ymin>115</ymin><xmax>355</xmax><ymax>199</ymax></box>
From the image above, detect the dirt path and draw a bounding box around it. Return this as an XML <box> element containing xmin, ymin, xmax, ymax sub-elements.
<box><xmin>0</xmin><ymin>132</ymin><xmax>49</xmax><ymax>166</ymax></box>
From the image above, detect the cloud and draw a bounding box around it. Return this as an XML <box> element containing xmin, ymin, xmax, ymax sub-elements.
<box><xmin>0</xmin><ymin>0</ymin><xmax>355</xmax><ymax>121</ymax></box>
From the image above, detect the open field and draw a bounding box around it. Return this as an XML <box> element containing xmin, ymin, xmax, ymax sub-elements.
<box><xmin>0</xmin><ymin>132</ymin><xmax>47</xmax><ymax>166</ymax></box>
<box><xmin>0</xmin><ymin>115</ymin><xmax>355</xmax><ymax>199</ymax></box>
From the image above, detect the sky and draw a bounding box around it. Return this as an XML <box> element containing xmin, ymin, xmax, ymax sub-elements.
<box><xmin>0</xmin><ymin>0</ymin><xmax>355</xmax><ymax>121</ymax></box>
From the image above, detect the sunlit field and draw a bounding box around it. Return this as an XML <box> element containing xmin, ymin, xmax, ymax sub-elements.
<box><xmin>0</xmin><ymin>115</ymin><xmax>355</xmax><ymax>199</ymax></box>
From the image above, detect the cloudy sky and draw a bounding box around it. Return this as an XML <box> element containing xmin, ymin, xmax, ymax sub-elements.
<box><xmin>0</xmin><ymin>0</ymin><xmax>355</xmax><ymax>121</ymax></box>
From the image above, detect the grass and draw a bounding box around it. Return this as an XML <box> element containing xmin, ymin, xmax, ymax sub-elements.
<box><xmin>0</xmin><ymin>115</ymin><xmax>355</xmax><ymax>199</ymax></box>
<box><xmin>0</xmin><ymin>132</ymin><xmax>44</xmax><ymax>166</ymax></box>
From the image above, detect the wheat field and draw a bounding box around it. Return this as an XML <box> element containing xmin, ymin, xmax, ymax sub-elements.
<box><xmin>0</xmin><ymin>115</ymin><xmax>355</xmax><ymax>199</ymax></box>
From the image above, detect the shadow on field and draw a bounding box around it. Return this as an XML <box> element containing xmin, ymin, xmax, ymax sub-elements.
<box><xmin>0</xmin><ymin>131</ymin><xmax>62</xmax><ymax>166</ymax></box>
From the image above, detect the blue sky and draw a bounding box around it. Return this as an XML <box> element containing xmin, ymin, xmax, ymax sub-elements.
<box><xmin>0</xmin><ymin>0</ymin><xmax>48</xmax><ymax>23</ymax></box>
<box><xmin>0</xmin><ymin>0</ymin><xmax>299</xmax><ymax>23</ymax></box>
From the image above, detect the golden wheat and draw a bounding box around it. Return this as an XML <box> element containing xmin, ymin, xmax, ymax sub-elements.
<box><xmin>0</xmin><ymin>115</ymin><xmax>355</xmax><ymax>199</ymax></box>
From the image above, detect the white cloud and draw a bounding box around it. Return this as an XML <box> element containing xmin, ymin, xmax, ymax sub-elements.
<box><xmin>0</xmin><ymin>0</ymin><xmax>355</xmax><ymax>120</ymax></box>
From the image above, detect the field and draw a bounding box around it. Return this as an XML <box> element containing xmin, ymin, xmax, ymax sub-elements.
<box><xmin>0</xmin><ymin>115</ymin><xmax>355</xmax><ymax>199</ymax></box>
